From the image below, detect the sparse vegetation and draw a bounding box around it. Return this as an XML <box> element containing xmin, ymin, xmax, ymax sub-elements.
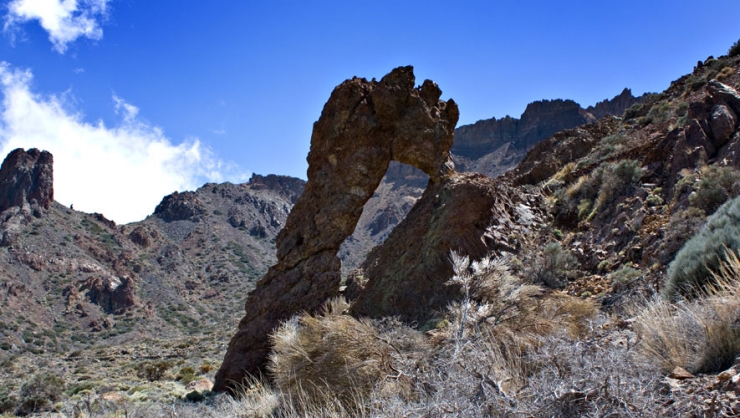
<box><xmin>534</xmin><ymin>242</ymin><xmax>578</xmax><ymax>288</ymax></box>
<box><xmin>16</xmin><ymin>374</ymin><xmax>65</xmax><ymax>415</ymax></box>
<box><xmin>666</xmin><ymin>195</ymin><xmax>740</xmax><ymax>299</ymax></box>
<box><xmin>138</xmin><ymin>360</ymin><xmax>173</xmax><ymax>382</ymax></box>
<box><xmin>689</xmin><ymin>165</ymin><xmax>740</xmax><ymax>214</ymax></box>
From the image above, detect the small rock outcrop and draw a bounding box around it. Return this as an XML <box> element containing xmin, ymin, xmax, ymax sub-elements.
<box><xmin>214</xmin><ymin>66</ymin><xmax>459</xmax><ymax>391</ymax></box>
<box><xmin>81</xmin><ymin>276</ymin><xmax>137</xmax><ymax>314</ymax></box>
<box><xmin>153</xmin><ymin>191</ymin><xmax>205</xmax><ymax>222</ymax></box>
<box><xmin>0</xmin><ymin>148</ymin><xmax>53</xmax><ymax>214</ymax></box>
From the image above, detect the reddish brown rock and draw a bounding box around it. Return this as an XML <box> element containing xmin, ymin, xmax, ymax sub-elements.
<box><xmin>214</xmin><ymin>66</ymin><xmax>459</xmax><ymax>391</ymax></box>
<box><xmin>0</xmin><ymin>148</ymin><xmax>53</xmax><ymax>214</ymax></box>
<box><xmin>81</xmin><ymin>276</ymin><xmax>137</xmax><ymax>314</ymax></box>
<box><xmin>351</xmin><ymin>173</ymin><xmax>545</xmax><ymax>322</ymax></box>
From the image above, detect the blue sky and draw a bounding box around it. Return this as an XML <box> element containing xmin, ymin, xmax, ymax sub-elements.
<box><xmin>0</xmin><ymin>0</ymin><xmax>738</xmax><ymax>223</ymax></box>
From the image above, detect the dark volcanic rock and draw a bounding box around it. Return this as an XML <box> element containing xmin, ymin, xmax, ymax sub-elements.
<box><xmin>586</xmin><ymin>88</ymin><xmax>641</xmax><ymax>119</ymax></box>
<box><xmin>451</xmin><ymin>90</ymin><xmax>643</xmax><ymax>178</ymax></box>
<box><xmin>214</xmin><ymin>66</ymin><xmax>459</xmax><ymax>391</ymax></box>
<box><xmin>247</xmin><ymin>174</ymin><xmax>305</xmax><ymax>203</ymax></box>
<box><xmin>453</xmin><ymin>99</ymin><xmax>591</xmax><ymax>161</ymax></box>
<box><xmin>81</xmin><ymin>276</ymin><xmax>137</xmax><ymax>314</ymax></box>
<box><xmin>154</xmin><ymin>191</ymin><xmax>205</xmax><ymax>222</ymax></box>
<box><xmin>0</xmin><ymin>148</ymin><xmax>53</xmax><ymax>214</ymax></box>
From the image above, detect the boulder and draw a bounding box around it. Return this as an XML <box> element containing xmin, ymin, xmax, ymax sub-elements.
<box><xmin>214</xmin><ymin>66</ymin><xmax>459</xmax><ymax>391</ymax></box>
<box><xmin>709</xmin><ymin>103</ymin><xmax>738</xmax><ymax>147</ymax></box>
<box><xmin>81</xmin><ymin>276</ymin><xmax>137</xmax><ymax>314</ymax></box>
<box><xmin>708</xmin><ymin>80</ymin><xmax>740</xmax><ymax>115</ymax></box>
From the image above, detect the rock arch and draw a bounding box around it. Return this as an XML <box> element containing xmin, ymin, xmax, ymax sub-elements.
<box><xmin>214</xmin><ymin>66</ymin><xmax>459</xmax><ymax>391</ymax></box>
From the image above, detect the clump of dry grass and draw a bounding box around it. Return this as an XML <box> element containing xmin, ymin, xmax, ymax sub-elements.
<box><xmin>268</xmin><ymin>297</ymin><xmax>428</xmax><ymax>413</ymax></box>
<box><xmin>636</xmin><ymin>249</ymin><xmax>740</xmax><ymax>374</ymax></box>
<box><xmin>444</xmin><ymin>251</ymin><xmax>595</xmax><ymax>344</ymax></box>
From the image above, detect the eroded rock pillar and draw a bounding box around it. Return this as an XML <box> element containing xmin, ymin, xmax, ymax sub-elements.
<box><xmin>214</xmin><ymin>66</ymin><xmax>459</xmax><ymax>391</ymax></box>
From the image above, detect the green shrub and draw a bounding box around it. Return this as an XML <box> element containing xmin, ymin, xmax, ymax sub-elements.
<box><xmin>609</xmin><ymin>266</ymin><xmax>641</xmax><ymax>291</ymax></box>
<box><xmin>729</xmin><ymin>39</ymin><xmax>740</xmax><ymax>57</ymax></box>
<box><xmin>665</xmin><ymin>196</ymin><xmax>740</xmax><ymax>299</ymax></box>
<box><xmin>17</xmin><ymin>374</ymin><xmax>65</xmax><ymax>415</ymax></box>
<box><xmin>559</xmin><ymin>160</ymin><xmax>642</xmax><ymax>223</ymax></box>
<box><xmin>176</xmin><ymin>366</ymin><xmax>197</xmax><ymax>384</ymax></box>
<box><xmin>137</xmin><ymin>360</ymin><xmax>172</xmax><ymax>381</ymax></box>
<box><xmin>659</xmin><ymin>207</ymin><xmax>706</xmax><ymax>264</ymax></box>
<box><xmin>645</xmin><ymin>102</ymin><xmax>672</xmax><ymax>126</ymax></box>
<box><xmin>645</xmin><ymin>193</ymin><xmax>664</xmax><ymax>207</ymax></box>
<box><xmin>536</xmin><ymin>242</ymin><xmax>578</xmax><ymax>288</ymax></box>
<box><xmin>689</xmin><ymin>165</ymin><xmax>740</xmax><ymax>214</ymax></box>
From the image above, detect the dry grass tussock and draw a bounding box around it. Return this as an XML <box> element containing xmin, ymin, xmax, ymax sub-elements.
<box><xmin>636</xmin><ymin>248</ymin><xmax>740</xmax><ymax>374</ymax></box>
<box><xmin>268</xmin><ymin>297</ymin><xmax>429</xmax><ymax>414</ymax></box>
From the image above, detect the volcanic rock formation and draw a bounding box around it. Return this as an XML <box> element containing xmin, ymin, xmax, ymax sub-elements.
<box><xmin>214</xmin><ymin>66</ymin><xmax>459</xmax><ymax>390</ymax></box>
<box><xmin>0</xmin><ymin>148</ymin><xmax>53</xmax><ymax>215</ymax></box>
<box><xmin>350</xmin><ymin>173</ymin><xmax>546</xmax><ymax>322</ymax></box>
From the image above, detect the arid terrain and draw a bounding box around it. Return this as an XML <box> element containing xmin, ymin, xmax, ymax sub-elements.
<box><xmin>2</xmin><ymin>43</ymin><xmax>740</xmax><ymax>417</ymax></box>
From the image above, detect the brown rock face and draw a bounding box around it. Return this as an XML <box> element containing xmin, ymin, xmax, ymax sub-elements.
<box><xmin>154</xmin><ymin>191</ymin><xmax>205</xmax><ymax>222</ymax></box>
<box><xmin>0</xmin><ymin>148</ymin><xmax>53</xmax><ymax>214</ymax></box>
<box><xmin>214</xmin><ymin>66</ymin><xmax>459</xmax><ymax>391</ymax></box>
<box><xmin>351</xmin><ymin>172</ymin><xmax>546</xmax><ymax>322</ymax></box>
<box><xmin>81</xmin><ymin>276</ymin><xmax>137</xmax><ymax>314</ymax></box>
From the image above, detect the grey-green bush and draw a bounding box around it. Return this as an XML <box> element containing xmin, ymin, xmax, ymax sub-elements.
<box><xmin>689</xmin><ymin>165</ymin><xmax>740</xmax><ymax>214</ymax></box>
<box><xmin>665</xmin><ymin>196</ymin><xmax>740</xmax><ymax>299</ymax></box>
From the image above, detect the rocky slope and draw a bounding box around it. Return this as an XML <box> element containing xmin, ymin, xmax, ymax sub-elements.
<box><xmin>507</xmin><ymin>53</ymin><xmax>740</xmax><ymax>300</ymax></box>
<box><xmin>0</xmin><ymin>166</ymin><xmax>304</xmax><ymax>358</ymax></box>
<box><xmin>341</xmin><ymin>88</ymin><xmax>643</xmax><ymax>273</ymax></box>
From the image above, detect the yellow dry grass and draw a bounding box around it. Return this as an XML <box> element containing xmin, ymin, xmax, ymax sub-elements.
<box><xmin>635</xmin><ymin>249</ymin><xmax>740</xmax><ymax>374</ymax></box>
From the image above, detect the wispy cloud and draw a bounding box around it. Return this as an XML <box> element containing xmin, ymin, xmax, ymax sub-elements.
<box><xmin>4</xmin><ymin>0</ymin><xmax>110</xmax><ymax>53</ymax></box>
<box><xmin>0</xmin><ymin>62</ymin><xmax>249</xmax><ymax>223</ymax></box>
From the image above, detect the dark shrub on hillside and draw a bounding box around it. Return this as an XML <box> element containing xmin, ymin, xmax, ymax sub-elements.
<box><xmin>16</xmin><ymin>374</ymin><xmax>65</xmax><ymax>415</ymax></box>
<box><xmin>535</xmin><ymin>242</ymin><xmax>578</xmax><ymax>288</ymax></box>
<box><xmin>689</xmin><ymin>165</ymin><xmax>740</xmax><ymax>215</ymax></box>
<box><xmin>599</xmin><ymin>159</ymin><xmax>642</xmax><ymax>203</ymax></box>
<box><xmin>665</xmin><ymin>196</ymin><xmax>740</xmax><ymax>299</ymax></box>
<box><xmin>730</xmin><ymin>39</ymin><xmax>740</xmax><ymax>57</ymax></box>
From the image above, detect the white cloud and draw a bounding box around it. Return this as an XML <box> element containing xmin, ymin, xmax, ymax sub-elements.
<box><xmin>4</xmin><ymin>0</ymin><xmax>110</xmax><ymax>53</ymax></box>
<box><xmin>0</xmin><ymin>62</ymin><xmax>249</xmax><ymax>223</ymax></box>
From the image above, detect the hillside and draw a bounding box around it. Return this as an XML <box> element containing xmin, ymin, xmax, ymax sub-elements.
<box><xmin>342</xmin><ymin>87</ymin><xmax>642</xmax><ymax>273</ymax></box>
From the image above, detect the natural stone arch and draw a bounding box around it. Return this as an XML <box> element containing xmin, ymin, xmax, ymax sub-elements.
<box><xmin>214</xmin><ymin>66</ymin><xmax>459</xmax><ymax>391</ymax></box>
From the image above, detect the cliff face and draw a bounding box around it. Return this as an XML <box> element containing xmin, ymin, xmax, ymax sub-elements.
<box><xmin>451</xmin><ymin>90</ymin><xmax>644</xmax><ymax>178</ymax></box>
